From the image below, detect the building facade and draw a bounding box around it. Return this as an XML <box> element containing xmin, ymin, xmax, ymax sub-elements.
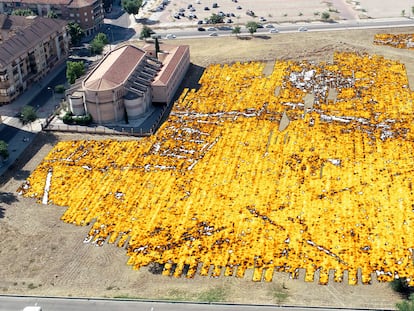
<box><xmin>67</xmin><ymin>43</ymin><xmax>190</xmax><ymax>124</ymax></box>
<box><xmin>0</xmin><ymin>14</ymin><xmax>69</xmax><ymax>105</ymax></box>
<box><xmin>0</xmin><ymin>0</ymin><xmax>104</xmax><ymax>35</ymax></box>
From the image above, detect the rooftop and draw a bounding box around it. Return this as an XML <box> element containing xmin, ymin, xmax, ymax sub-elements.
<box><xmin>0</xmin><ymin>14</ymin><xmax>67</xmax><ymax>68</ymax></box>
<box><xmin>84</xmin><ymin>45</ymin><xmax>147</xmax><ymax>91</ymax></box>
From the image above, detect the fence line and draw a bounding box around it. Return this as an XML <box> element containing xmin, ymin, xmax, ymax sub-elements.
<box><xmin>41</xmin><ymin>101</ymin><xmax>173</xmax><ymax>137</ymax></box>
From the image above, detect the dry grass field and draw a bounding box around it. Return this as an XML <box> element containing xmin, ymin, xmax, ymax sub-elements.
<box><xmin>1</xmin><ymin>26</ymin><xmax>414</xmax><ymax>308</ymax></box>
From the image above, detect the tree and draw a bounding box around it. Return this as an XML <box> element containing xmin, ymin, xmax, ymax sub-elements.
<box><xmin>401</xmin><ymin>9</ymin><xmax>406</xmax><ymax>16</ymax></box>
<box><xmin>397</xmin><ymin>294</ymin><xmax>414</xmax><ymax>311</ymax></box>
<box><xmin>0</xmin><ymin>140</ymin><xmax>9</xmax><ymax>160</ymax></box>
<box><xmin>47</xmin><ymin>10</ymin><xmax>58</xmax><ymax>18</ymax></box>
<box><xmin>412</xmin><ymin>6</ymin><xmax>414</xmax><ymax>16</ymax></box>
<box><xmin>90</xmin><ymin>40</ymin><xmax>104</xmax><ymax>55</ymax></box>
<box><xmin>121</xmin><ymin>0</ymin><xmax>143</xmax><ymax>15</ymax></box>
<box><xmin>11</xmin><ymin>9</ymin><xmax>34</xmax><ymax>16</ymax></box>
<box><xmin>19</xmin><ymin>105</ymin><xmax>37</xmax><ymax>126</ymax></box>
<box><xmin>246</xmin><ymin>21</ymin><xmax>259</xmax><ymax>35</ymax></box>
<box><xmin>232</xmin><ymin>26</ymin><xmax>241</xmax><ymax>37</ymax></box>
<box><xmin>210</xmin><ymin>13</ymin><xmax>224</xmax><ymax>24</ymax></box>
<box><xmin>89</xmin><ymin>32</ymin><xmax>108</xmax><ymax>55</ymax></box>
<box><xmin>321</xmin><ymin>12</ymin><xmax>330</xmax><ymax>21</ymax></box>
<box><xmin>67</xmin><ymin>22</ymin><xmax>85</xmax><ymax>46</ymax></box>
<box><xmin>95</xmin><ymin>32</ymin><xmax>109</xmax><ymax>44</ymax></box>
<box><xmin>391</xmin><ymin>278</ymin><xmax>414</xmax><ymax>298</ymax></box>
<box><xmin>66</xmin><ymin>61</ymin><xmax>85</xmax><ymax>84</ymax></box>
<box><xmin>140</xmin><ymin>26</ymin><xmax>154</xmax><ymax>39</ymax></box>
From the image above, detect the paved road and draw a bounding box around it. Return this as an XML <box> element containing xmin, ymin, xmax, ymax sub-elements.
<box><xmin>153</xmin><ymin>17</ymin><xmax>414</xmax><ymax>39</ymax></box>
<box><xmin>0</xmin><ymin>69</ymin><xmax>66</xmax><ymax>144</ymax></box>
<box><xmin>0</xmin><ymin>296</ymin><xmax>393</xmax><ymax>311</ymax></box>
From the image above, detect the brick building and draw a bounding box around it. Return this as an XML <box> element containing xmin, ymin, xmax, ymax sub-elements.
<box><xmin>0</xmin><ymin>14</ymin><xmax>69</xmax><ymax>105</ymax></box>
<box><xmin>0</xmin><ymin>0</ymin><xmax>104</xmax><ymax>35</ymax></box>
<box><xmin>67</xmin><ymin>43</ymin><xmax>191</xmax><ymax>124</ymax></box>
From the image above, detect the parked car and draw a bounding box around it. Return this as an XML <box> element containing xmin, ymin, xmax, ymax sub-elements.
<box><xmin>204</xmin><ymin>6</ymin><xmax>210</xmax><ymax>10</ymax></box>
<box><xmin>212</xmin><ymin>2</ymin><xmax>218</xmax><ymax>8</ymax></box>
<box><xmin>265</xmin><ymin>24</ymin><xmax>274</xmax><ymax>28</ymax></box>
<box><xmin>197</xmin><ymin>20</ymin><xmax>203</xmax><ymax>24</ymax></box>
<box><xmin>207</xmin><ymin>27</ymin><xmax>218</xmax><ymax>31</ymax></box>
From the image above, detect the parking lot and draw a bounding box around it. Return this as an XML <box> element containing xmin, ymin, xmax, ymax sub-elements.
<box><xmin>148</xmin><ymin>0</ymin><xmax>334</xmax><ymax>28</ymax></box>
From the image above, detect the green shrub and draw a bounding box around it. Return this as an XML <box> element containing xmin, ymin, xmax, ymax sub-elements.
<box><xmin>62</xmin><ymin>111</ymin><xmax>74</xmax><ymax>124</ymax></box>
<box><xmin>54</xmin><ymin>85</ymin><xmax>66</xmax><ymax>94</ymax></box>
<box><xmin>391</xmin><ymin>278</ymin><xmax>414</xmax><ymax>298</ymax></box>
<box><xmin>62</xmin><ymin>112</ymin><xmax>92</xmax><ymax>126</ymax></box>
<box><xmin>0</xmin><ymin>140</ymin><xmax>9</xmax><ymax>160</ymax></box>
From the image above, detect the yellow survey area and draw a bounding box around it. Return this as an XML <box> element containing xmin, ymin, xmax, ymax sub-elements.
<box><xmin>20</xmin><ymin>52</ymin><xmax>414</xmax><ymax>285</ymax></box>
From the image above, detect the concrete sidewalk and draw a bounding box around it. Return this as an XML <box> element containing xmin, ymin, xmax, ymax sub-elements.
<box><xmin>0</xmin><ymin>63</ymin><xmax>66</xmax><ymax>179</ymax></box>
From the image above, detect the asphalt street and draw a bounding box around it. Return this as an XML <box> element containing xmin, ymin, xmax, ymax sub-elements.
<box><xmin>0</xmin><ymin>295</ymin><xmax>393</xmax><ymax>311</ymax></box>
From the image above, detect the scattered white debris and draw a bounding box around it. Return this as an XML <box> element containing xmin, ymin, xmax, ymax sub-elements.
<box><xmin>42</xmin><ymin>168</ymin><xmax>53</xmax><ymax>205</ymax></box>
<box><xmin>82</xmin><ymin>165</ymin><xmax>92</xmax><ymax>171</ymax></box>
<box><xmin>327</xmin><ymin>159</ymin><xmax>341</xmax><ymax>166</ymax></box>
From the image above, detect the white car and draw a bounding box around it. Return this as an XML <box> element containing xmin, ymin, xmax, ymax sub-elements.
<box><xmin>269</xmin><ymin>28</ymin><xmax>279</xmax><ymax>33</ymax></box>
<box><xmin>209</xmin><ymin>32</ymin><xmax>218</xmax><ymax>36</ymax></box>
<box><xmin>298</xmin><ymin>26</ymin><xmax>308</xmax><ymax>32</ymax></box>
<box><xmin>166</xmin><ymin>34</ymin><xmax>176</xmax><ymax>39</ymax></box>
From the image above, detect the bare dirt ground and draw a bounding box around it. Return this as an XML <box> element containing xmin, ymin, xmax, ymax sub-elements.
<box><xmin>1</xmin><ymin>26</ymin><xmax>414</xmax><ymax>308</ymax></box>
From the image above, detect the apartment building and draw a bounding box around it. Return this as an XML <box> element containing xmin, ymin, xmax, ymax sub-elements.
<box><xmin>0</xmin><ymin>14</ymin><xmax>69</xmax><ymax>105</ymax></box>
<box><xmin>0</xmin><ymin>0</ymin><xmax>104</xmax><ymax>35</ymax></box>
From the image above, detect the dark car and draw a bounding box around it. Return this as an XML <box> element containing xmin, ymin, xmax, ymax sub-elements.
<box><xmin>198</xmin><ymin>27</ymin><xmax>206</xmax><ymax>31</ymax></box>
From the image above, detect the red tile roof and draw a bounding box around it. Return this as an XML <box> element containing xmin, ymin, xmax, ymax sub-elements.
<box><xmin>84</xmin><ymin>45</ymin><xmax>146</xmax><ymax>91</ymax></box>
<box><xmin>143</xmin><ymin>44</ymin><xmax>189</xmax><ymax>87</ymax></box>
<box><xmin>0</xmin><ymin>14</ymin><xmax>67</xmax><ymax>68</ymax></box>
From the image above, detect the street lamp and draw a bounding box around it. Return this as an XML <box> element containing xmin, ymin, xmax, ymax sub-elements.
<box><xmin>47</xmin><ymin>86</ymin><xmax>55</xmax><ymax>104</ymax></box>
<box><xmin>107</xmin><ymin>27</ymin><xmax>114</xmax><ymax>51</ymax></box>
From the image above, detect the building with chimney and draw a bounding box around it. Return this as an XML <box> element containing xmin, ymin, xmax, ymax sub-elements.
<box><xmin>66</xmin><ymin>42</ymin><xmax>190</xmax><ymax>124</ymax></box>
